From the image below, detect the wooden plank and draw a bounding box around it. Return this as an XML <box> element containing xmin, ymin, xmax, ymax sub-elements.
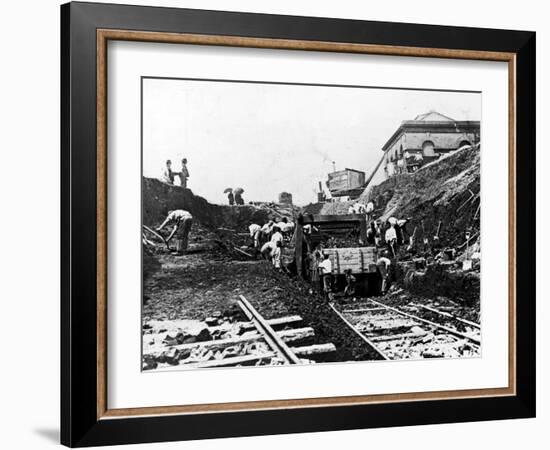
<box><xmin>160</xmin><ymin>352</ymin><xmax>277</xmax><ymax>370</ymax></box>
<box><xmin>367</xmin><ymin>299</ymin><xmax>481</xmax><ymax>345</ymax></box>
<box><xmin>239</xmin><ymin>295</ymin><xmax>302</xmax><ymax>364</ymax></box>
<box><xmin>292</xmin><ymin>343</ymin><xmax>337</xmax><ymax>356</ymax></box>
<box><xmin>274</xmin><ymin>327</ymin><xmax>315</xmax><ymax>345</ymax></box>
<box><xmin>145</xmin><ymin>326</ymin><xmax>313</xmax><ymax>356</ymax></box>
<box><xmin>370</xmin><ymin>331</ymin><xmax>429</xmax><ymax>342</ymax></box>
<box><xmin>239</xmin><ymin>315</ymin><xmax>303</xmax><ymax>331</ymax></box>
<box><xmin>328</xmin><ymin>303</ymin><xmax>389</xmax><ymax>360</ymax></box>
<box><xmin>341</xmin><ymin>307</ymin><xmax>387</xmax><ymax>314</ymax></box>
<box><xmin>359</xmin><ymin>217</ymin><xmax>367</xmax><ymax>243</ymax></box>
<box><xmin>302</xmin><ymin>214</ymin><xmax>365</xmax><ymax>224</ymax></box>
<box><xmin>145</xmin><ymin>334</ymin><xmax>262</xmax><ymax>356</ymax></box>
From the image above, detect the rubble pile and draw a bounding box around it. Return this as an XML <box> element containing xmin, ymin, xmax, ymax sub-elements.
<box><xmin>142</xmin><ymin>309</ymin><xmax>337</xmax><ymax>371</ymax></box>
<box><xmin>339</xmin><ymin>297</ymin><xmax>480</xmax><ymax>361</ymax></box>
<box><xmin>142</xmin><ymin>319</ymin><xmax>281</xmax><ymax>371</ymax></box>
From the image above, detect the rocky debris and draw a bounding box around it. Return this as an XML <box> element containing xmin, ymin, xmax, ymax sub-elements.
<box><xmin>142</xmin><ymin>311</ymin><xmax>334</xmax><ymax>371</ymax></box>
<box><xmin>338</xmin><ymin>298</ymin><xmax>480</xmax><ymax>361</ymax></box>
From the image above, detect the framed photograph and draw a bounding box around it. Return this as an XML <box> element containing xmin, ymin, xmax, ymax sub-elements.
<box><xmin>61</xmin><ymin>2</ymin><xmax>535</xmax><ymax>447</ymax></box>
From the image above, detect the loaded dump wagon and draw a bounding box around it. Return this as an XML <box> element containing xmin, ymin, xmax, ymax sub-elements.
<box><xmin>294</xmin><ymin>213</ymin><xmax>380</xmax><ymax>294</ymax></box>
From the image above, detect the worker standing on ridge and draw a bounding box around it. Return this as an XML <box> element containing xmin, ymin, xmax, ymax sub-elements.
<box><xmin>156</xmin><ymin>209</ymin><xmax>193</xmax><ymax>256</ymax></box>
<box><xmin>161</xmin><ymin>160</ymin><xmax>174</xmax><ymax>185</ymax></box>
<box><xmin>249</xmin><ymin>223</ymin><xmax>261</xmax><ymax>249</ymax></box>
<box><xmin>318</xmin><ymin>253</ymin><xmax>334</xmax><ymax>301</ymax></box>
<box><xmin>227</xmin><ymin>191</ymin><xmax>235</xmax><ymax>205</ymax></box>
<box><xmin>234</xmin><ymin>192</ymin><xmax>244</xmax><ymax>205</ymax></box>
<box><xmin>377</xmin><ymin>250</ymin><xmax>392</xmax><ymax>295</ymax></box>
<box><xmin>179</xmin><ymin>158</ymin><xmax>189</xmax><ymax>188</ymax></box>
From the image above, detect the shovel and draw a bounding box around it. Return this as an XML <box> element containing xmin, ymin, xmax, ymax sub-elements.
<box><xmin>433</xmin><ymin>220</ymin><xmax>442</xmax><ymax>242</ymax></box>
<box><xmin>143</xmin><ymin>225</ymin><xmax>171</xmax><ymax>250</ymax></box>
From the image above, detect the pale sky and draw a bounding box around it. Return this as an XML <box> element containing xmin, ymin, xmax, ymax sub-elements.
<box><xmin>143</xmin><ymin>78</ymin><xmax>480</xmax><ymax>205</ymax></box>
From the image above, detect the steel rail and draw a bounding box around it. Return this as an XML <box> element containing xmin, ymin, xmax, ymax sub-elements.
<box><xmin>367</xmin><ymin>299</ymin><xmax>481</xmax><ymax>345</ymax></box>
<box><xmin>409</xmin><ymin>303</ymin><xmax>481</xmax><ymax>329</ymax></box>
<box><xmin>328</xmin><ymin>303</ymin><xmax>390</xmax><ymax>361</ymax></box>
<box><xmin>238</xmin><ymin>295</ymin><xmax>301</xmax><ymax>365</ymax></box>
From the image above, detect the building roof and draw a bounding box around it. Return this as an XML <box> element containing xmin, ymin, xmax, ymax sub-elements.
<box><xmin>381</xmin><ymin>111</ymin><xmax>480</xmax><ymax>151</ymax></box>
<box><xmin>413</xmin><ymin>111</ymin><xmax>455</xmax><ymax>122</ymax></box>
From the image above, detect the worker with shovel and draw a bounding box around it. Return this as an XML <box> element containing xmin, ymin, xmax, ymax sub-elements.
<box><xmin>156</xmin><ymin>209</ymin><xmax>193</xmax><ymax>255</ymax></box>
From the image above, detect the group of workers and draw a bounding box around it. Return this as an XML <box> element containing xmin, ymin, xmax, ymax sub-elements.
<box><xmin>248</xmin><ymin>218</ymin><xmax>295</xmax><ymax>270</ymax></box>
<box><xmin>301</xmin><ymin>203</ymin><xmax>411</xmax><ymax>300</ymax></box>
<box><xmin>162</xmin><ymin>158</ymin><xmax>190</xmax><ymax>188</ymax></box>
<box><xmin>367</xmin><ymin>217</ymin><xmax>411</xmax><ymax>258</ymax></box>
<box><xmin>226</xmin><ymin>189</ymin><xmax>245</xmax><ymax>206</ymax></box>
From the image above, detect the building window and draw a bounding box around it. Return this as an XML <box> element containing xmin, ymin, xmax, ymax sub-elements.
<box><xmin>422</xmin><ymin>140</ymin><xmax>436</xmax><ymax>157</ymax></box>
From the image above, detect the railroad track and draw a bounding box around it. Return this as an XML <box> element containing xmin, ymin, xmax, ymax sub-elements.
<box><xmin>330</xmin><ymin>298</ymin><xmax>481</xmax><ymax>361</ymax></box>
<box><xmin>143</xmin><ymin>295</ymin><xmax>336</xmax><ymax>370</ymax></box>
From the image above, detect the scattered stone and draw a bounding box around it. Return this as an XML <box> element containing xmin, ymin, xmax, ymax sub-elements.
<box><xmin>196</xmin><ymin>328</ymin><xmax>212</xmax><ymax>342</ymax></box>
<box><xmin>142</xmin><ymin>356</ymin><xmax>158</xmax><ymax>371</ymax></box>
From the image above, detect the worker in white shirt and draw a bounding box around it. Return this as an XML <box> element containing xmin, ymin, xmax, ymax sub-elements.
<box><xmin>261</xmin><ymin>220</ymin><xmax>274</xmax><ymax>239</ymax></box>
<box><xmin>318</xmin><ymin>253</ymin><xmax>334</xmax><ymax>300</ymax></box>
<box><xmin>156</xmin><ymin>209</ymin><xmax>193</xmax><ymax>255</ymax></box>
<box><xmin>260</xmin><ymin>240</ymin><xmax>272</xmax><ymax>257</ymax></box>
<box><xmin>283</xmin><ymin>219</ymin><xmax>295</xmax><ymax>235</ymax></box>
<box><xmin>271</xmin><ymin>241</ymin><xmax>283</xmax><ymax>270</ymax></box>
<box><xmin>161</xmin><ymin>160</ymin><xmax>175</xmax><ymax>185</ymax></box>
<box><xmin>366</xmin><ymin>201</ymin><xmax>374</xmax><ymax>222</ymax></box>
<box><xmin>270</xmin><ymin>226</ymin><xmax>284</xmax><ymax>246</ymax></box>
<box><xmin>249</xmin><ymin>223</ymin><xmax>261</xmax><ymax>249</ymax></box>
<box><xmin>302</xmin><ymin>224</ymin><xmax>318</xmax><ymax>235</ymax></box>
<box><xmin>376</xmin><ymin>250</ymin><xmax>392</xmax><ymax>294</ymax></box>
<box><xmin>385</xmin><ymin>222</ymin><xmax>398</xmax><ymax>257</ymax></box>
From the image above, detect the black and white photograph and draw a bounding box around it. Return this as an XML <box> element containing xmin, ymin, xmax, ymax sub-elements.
<box><xmin>141</xmin><ymin>78</ymin><xmax>482</xmax><ymax>371</ymax></box>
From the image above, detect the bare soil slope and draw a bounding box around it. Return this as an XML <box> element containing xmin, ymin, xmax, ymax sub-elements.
<box><xmin>360</xmin><ymin>146</ymin><xmax>481</xmax><ymax>248</ymax></box>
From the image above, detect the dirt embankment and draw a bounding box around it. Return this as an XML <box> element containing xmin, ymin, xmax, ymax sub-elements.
<box><xmin>143</xmin><ymin>178</ymin><xmax>272</xmax><ymax>231</ymax></box>
<box><xmin>360</xmin><ymin>146</ymin><xmax>481</xmax><ymax>248</ymax></box>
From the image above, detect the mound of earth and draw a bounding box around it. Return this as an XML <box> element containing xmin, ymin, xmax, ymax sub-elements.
<box><xmin>359</xmin><ymin>145</ymin><xmax>481</xmax><ymax>248</ymax></box>
<box><xmin>304</xmin><ymin>145</ymin><xmax>480</xmax><ymax>250</ymax></box>
<box><xmin>143</xmin><ymin>177</ymin><xmax>299</xmax><ymax>233</ymax></box>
